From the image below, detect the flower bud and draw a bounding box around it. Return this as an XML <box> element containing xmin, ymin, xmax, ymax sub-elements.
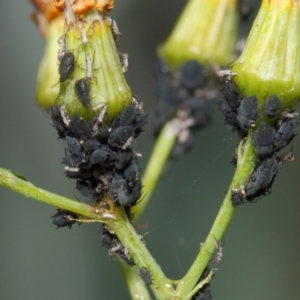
<box><xmin>35</xmin><ymin>16</ymin><xmax>63</xmax><ymax>110</ymax></box>
<box><xmin>159</xmin><ymin>0</ymin><xmax>238</xmax><ymax>69</ymax></box>
<box><xmin>232</xmin><ymin>0</ymin><xmax>300</xmax><ymax>109</ymax></box>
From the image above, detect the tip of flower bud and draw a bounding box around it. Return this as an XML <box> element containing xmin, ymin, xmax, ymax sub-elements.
<box><xmin>159</xmin><ymin>0</ymin><xmax>238</xmax><ymax>69</ymax></box>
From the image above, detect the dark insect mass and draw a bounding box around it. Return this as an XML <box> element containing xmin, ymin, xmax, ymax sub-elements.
<box><xmin>59</xmin><ymin>52</ymin><xmax>75</xmax><ymax>82</ymax></box>
<box><xmin>150</xmin><ymin>59</ymin><xmax>213</xmax><ymax>160</ymax></box>
<box><xmin>219</xmin><ymin>73</ymin><xmax>297</xmax><ymax>207</ymax></box>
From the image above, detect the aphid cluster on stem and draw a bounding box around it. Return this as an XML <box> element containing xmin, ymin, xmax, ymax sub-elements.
<box><xmin>150</xmin><ymin>59</ymin><xmax>214</xmax><ymax>159</ymax></box>
<box><xmin>51</xmin><ymin>101</ymin><xmax>147</xmax><ymax>262</ymax></box>
<box><xmin>218</xmin><ymin>72</ymin><xmax>297</xmax><ymax>207</ymax></box>
<box><xmin>51</xmin><ymin>102</ymin><xmax>147</xmax><ymax>208</ymax></box>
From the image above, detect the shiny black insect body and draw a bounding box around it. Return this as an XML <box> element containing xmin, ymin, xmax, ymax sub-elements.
<box><xmin>59</xmin><ymin>52</ymin><xmax>75</xmax><ymax>82</ymax></box>
<box><xmin>139</xmin><ymin>267</ymin><xmax>152</xmax><ymax>285</ymax></box>
<box><xmin>51</xmin><ymin>209</ymin><xmax>78</xmax><ymax>229</ymax></box>
<box><xmin>237</xmin><ymin>96</ymin><xmax>258</xmax><ymax>129</ymax></box>
<box><xmin>265</xmin><ymin>95</ymin><xmax>281</xmax><ymax>118</ymax></box>
<box><xmin>76</xmin><ymin>180</ymin><xmax>99</xmax><ymax>200</ymax></box>
<box><xmin>274</xmin><ymin>119</ymin><xmax>296</xmax><ymax>151</ymax></box>
<box><xmin>221</xmin><ymin>80</ymin><xmax>241</xmax><ymax>109</ymax></box>
<box><xmin>254</xmin><ymin>123</ymin><xmax>275</xmax><ymax>158</ymax></box>
<box><xmin>75</xmin><ymin>78</ymin><xmax>91</xmax><ymax>108</ymax></box>
<box><xmin>65</xmin><ymin>136</ymin><xmax>82</xmax><ymax>155</ymax></box>
<box><xmin>179</xmin><ymin>60</ymin><xmax>206</xmax><ymax>91</ymax></box>
<box><xmin>245</xmin><ymin>154</ymin><xmax>278</xmax><ymax>201</ymax></box>
<box><xmin>108</xmin><ymin>126</ymin><xmax>134</xmax><ymax>149</ymax></box>
<box><xmin>69</xmin><ymin>116</ymin><xmax>92</xmax><ymax>141</ymax></box>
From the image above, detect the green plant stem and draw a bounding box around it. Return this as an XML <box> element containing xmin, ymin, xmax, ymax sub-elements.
<box><xmin>108</xmin><ymin>207</ymin><xmax>174</xmax><ymax>300</ymax></box>
<box><xmin>120</xmin><ymin>262</ymin><xmax>152</xmax><ymax>300</ymax></box>
<box><xmin>0</xmin><ymin>167</ymin><xmax>174</xmax><ymax>299</ymax></box>
<box><xmin>0</xmin><ymin>168</ymin><xmax>106</xmax><ymax>220</ymax></box>
<box><xmin>176</xmin><ymin>133</ymin><xmax>257</xmax><ymax>298</ymax></box>
<box><xmin>132</xmin><ymin>120</ymin><xmax>178</xmax><ymax>221</ymax></box>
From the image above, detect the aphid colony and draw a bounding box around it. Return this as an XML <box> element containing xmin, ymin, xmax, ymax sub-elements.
<box><xmin>218</xmin><ymin>74</ymin><xmax>297</xmax><ymax>207</ymax></box>
<box><xmin>150</xmin><ymin>59</ymin><xmax>214</xmax><ymax>159</ymax></box>
<box><xmin>50</xmin><ymin>102</ymin><xmax>147</xmax><ymax>264</ymax></box>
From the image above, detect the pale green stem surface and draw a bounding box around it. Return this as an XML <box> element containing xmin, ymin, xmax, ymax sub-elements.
<box><xmin>120</xmin><ymin>262</ymin><xmax>152</xmax><ymax>300</ymax></box>
<box><xmin>132</xmin><ymin>120</ymin><xmax>178</xmax><ymax>221</ymax></box>
<box><xmin>108</xmin><ymin>207</ymin><xmax>174</xmax><ymax>300</ymax></box>
<box><xmin>176</xmin><ymin>133</ymin><xmax>257</xmax><ymax>298</ymax></box>
<box><xmin>0</xmin><ymin>167</ymin><xmax>174</xmax><ymax>299</ymax></box>
<box><xmin>0</xmin><ymin>168</ymin><xmax>104</xmax><ymax>220</ymax></box>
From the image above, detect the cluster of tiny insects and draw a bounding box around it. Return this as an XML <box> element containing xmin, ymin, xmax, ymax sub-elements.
<box><xmin>50</xmin><ymin>102</ymin><xmax>147</xmax><ymax>261</ymax></box>
<box><xmin>150</xmin><ymin>59</ymin><xmax>214</xmax><ymax>159</ymax></box>
<box><xmin>50</xmin><ymin>15</ymin><xmax>150</xmax><ymax>270</ymax></box>
<box><xmin>218</xmin><ymin>70</ymin><xmax>297</xmax><ymax>207</ymax></box>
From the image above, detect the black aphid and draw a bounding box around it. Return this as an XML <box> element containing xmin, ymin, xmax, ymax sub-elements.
<box><xmin>82</xmin><ymin>140</ymin><xmax>101</xmax><ymax>153</ymax></box>
<box><xmin>221</xmin><ymin>80</ymin><xmax>241</xmax><ymax>109</ymax></box>
<box><xmin>245</xmin><ymin>154</ymin><xmax>278</xmax><ymax>201</ymax></box>
<box><xmin>119</xmin><ymin>105</ymin><xmax>135</xmax><ymax>127</ymax></box>
<box><xmin>69</xmin><ymin>116</ymin><xmax>92</xmax><ymax>140</ymax></box>
<box><xmin>139</xmin><ymin>267</ymin><xmax>152</xmax><ymax>285</ymax></box>
<box><xmin>115</xmin><ymin>150</ymin><xmax>132</xmax><ymax>170</ymax></box>
<box><xmin>237</xmin><ymin>96</ymin><xmax>258</xmax><ymax>129</ymax></box>
<box><xmin>76</xmin><ymin>180</ymin><xmax>99</xmax><ymax>200</ymax></box>
<box><xmin>108</xmin><ymin>126</ymin><xmax>134</xmax><ymax>149</ymax></box>
<box><xmin>179</xmin><ymin>60</ymin><xmax>206</xmax><ymax>91</ymax></box>
<box><xmin>59</xmin><ymin>52</ymin><xmax>75</xmax><ymax>82</ymax></box>
<box><xmin>265</xmin><ymin>95</ymin><xmax>281</xmax><ymax>118</ymax></box>
<box><xmin>75</xmin><ymin>78</ymin><xmax>91</xmax><ymax>108</ymax></box>
<box><xmin>51</xmin><ymin>209</ymin><xmax>78</xmax><ymax>229</ymax></box>
<box><xmin>91</xmin><ymin>148</ymin><xmax>111</xmax><ymax>166</ymax></box>
<box><xmin>231</xmin><ymin>189</ymin><xmax>245</xmax><ymax>207</ymax></box>
<box><xmin>50</xmin><ymin>106</ymin><xmax>68</xmax><ymax>138</ymax></box>
<box><xmin>274</xmin><ymin>119</ymin><xmax>296</xmax><ymax>151</ymax></box>
<box><xmin>254</xmin><ymin>123</ymin><xmax>275</xmax><ymax>158</ymax></box>
<box><xmin>65</xmin><ymin>136</ymin><xmax>82</xmax><ymax>155</ymax></box>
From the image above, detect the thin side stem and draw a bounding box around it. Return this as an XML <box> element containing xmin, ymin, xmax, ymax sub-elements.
<box><xmin>176</xmin><ymin>134</ymin><xmax>257</xmax><ymax>298</ymax></box>
<box><xmin>132</xmin><ymin>120</ymin><xmax>178</xmax><ymax>221</ymax></box>
<box><xmin>0</xmin><ymin>168</ymin><xmax>105</xmax><ymax>220</ymax></box>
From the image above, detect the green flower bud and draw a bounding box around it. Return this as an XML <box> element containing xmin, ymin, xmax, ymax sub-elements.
<box><xmin>232</xmin><ymin>0</ymin><xmax>300</xmax><ymax>109</ymax></box>
<box><xmin>35</xmin><ymin>16</ymin><xmax>63</xmax><ymax>110</ymax></box>
<box><xmin>47</xmin><ymin>3</ymin><xmax>131</xmax><ymax>122</ymax></box>
<box><xmin>159</xmin><ymin>0</ymin><xmax>238</xmax><ymax>69</ymax></box>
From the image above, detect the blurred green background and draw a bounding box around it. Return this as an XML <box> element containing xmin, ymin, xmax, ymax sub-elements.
<box><xmin>0</xmin><ymin>1</ymin><xmax>300</xmax><ymax>299</ymax></box>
